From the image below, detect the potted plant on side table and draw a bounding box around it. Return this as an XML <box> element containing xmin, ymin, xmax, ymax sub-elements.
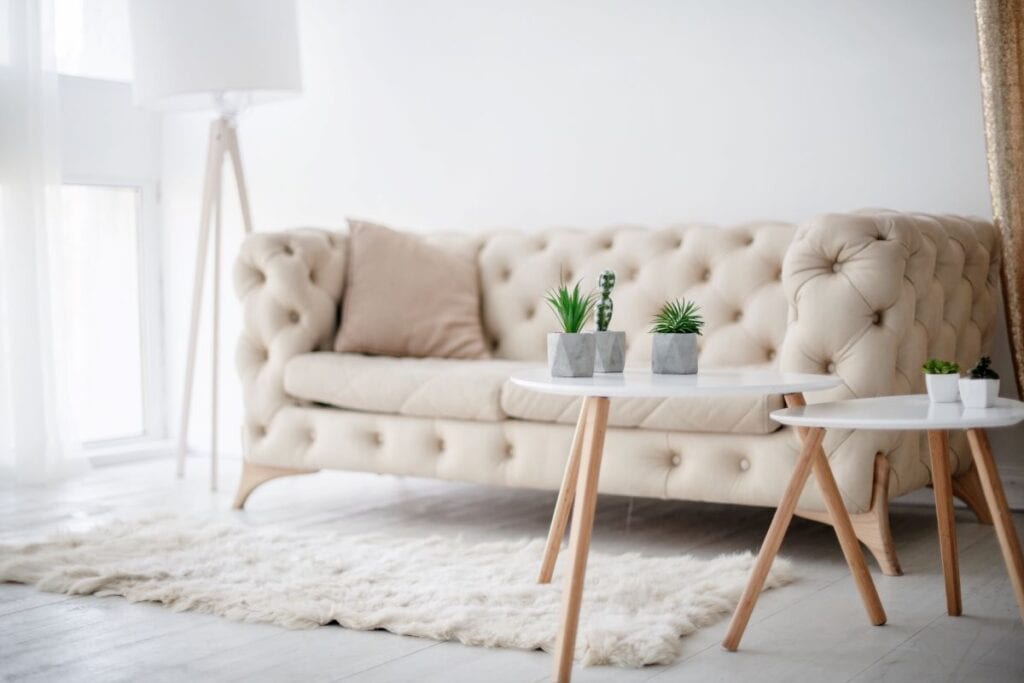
<box><xmin>650</xmin><ymin>298</ymin><xmax>704</xmax><ymax>374</ymax></box>
<box><xmin>593</xmin><ymin>269</ymin><xmax>625</xmax><ymax>373</ymax></box>
<box><xmin>960</xmin><ymin>356</ymin><xmax>1000</xmax><ymax>408</ymax></box>
<box><xmin>922</xmin><ymin>358</ymin><xmax>960</xmax><ymax>403</ymax></box>
<box><xmin>545</xmin><ymin>280</ymin><xmax>596</xmax><ymax>377</ymax></box>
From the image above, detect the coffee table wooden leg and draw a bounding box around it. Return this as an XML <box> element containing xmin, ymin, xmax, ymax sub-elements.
<box><xmin>553</xmin><ymin>396</ymin><xmax>609</xmax><ymax>683</ymax></box>
<box><xmin>539</xmin><ymin>399</ymin><xmax>592</xmax><ymax>584</ymax></box>
<box><xmin>966</xmin><ymin>428</ymin><xmax>1024</xmax><ymax>622</ymax></box>
<box><xmin>927</xmin><ymin>429</ymin><xmax>962</xmax><ymax>616</ymax></box>
<box><xmin>722</xmin><ymin>426</ymin><xmax>824</xmax><ymax>652</ymax></box>
<box><xmin>811</xmin><ymin>438</ymin><xmax>887</xmax><ymax>626</ymax></box>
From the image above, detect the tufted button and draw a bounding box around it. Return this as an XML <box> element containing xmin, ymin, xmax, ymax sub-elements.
<box><xmin>308</xmin><ymin>269</ymin><xmax>317</xmax><ymax>284</ymax></box>
<box><xmin>563</xmin><ymin>270</ymin><xmax>573</xmax><ymax>281</ymax></box>
<box><xmin>701</xmin><ymin>268</ymin><xmax>711</xmax><ymax>282</ymax></box>
<box><xmin>733</xmin><ymin>310</ymin><xmax>743</xmax><ymax>322</ymax></box>
<box><xmin>744</xmin><ymin>235</ymin><xmax>755</xmax><ymax>246</ymax></box>
<box><xmin>826</xmin><ymin>361</ymin><xmax>836</xmax><ymax>373</ymax></box>
<box><xmin>371</xmin><ymin>431</ymin><xmax>383</xmax><ymax>446</ymax></box>
<box><xmin>500</xmin><ymin>268</ymin><xmax>512</xmax><ymax>282</ymax></box>
<box><xmin>536</xmin><ymin>239</ymin><xmax>548</xmax><ymax>251</ymax></box>
<box><xmin>670</xmin><ymin>453</ymin><xmax>682</xmax><ymax>467</ymax></box>
<box><xmin>505</xmin><ymin>443</ymin><xmax>514</xmax><ymax>459</ymax></box>
<box><xmin>307</xmin><ymin>429</ymin><xmax>316</xmax><ymax>443</ymax></box>
<box><xmin>254</xmin><ymin>424</ymin><xmax>267</xmax><ymax>437</ymax></box>
<box><xmin>773</xmin><ymin>268</ymin><xmax>782</xmax><ymax>281</ymax></box>
<box><xmin>282</xmin><ymin>244</ymin><xmax>294</xmax><ymax>256</ymax></box>
<box><xmin>766</xmin><ymin>348</ymin><xmax>776</xmax><ymax>361</ymax></box>
<box><xmin>831</xmin><ymin>261</ymin><xmax>842</xmax><ymax>273</ymax></box>
<box><xmin>258</xmin><ymin>347</ymin><xmax>269</xmax><ymax>362</ymax></box>
<box><xmin>435</xmin><ymin>437</ymin><xmax>445</xmax><ymax>452</ymax></box>
<box><xmin>872</xmin><ymin>311</ymin><xmax>882</xmax><ymax>325</ymax></box>
<box><xmin>674</xmin><ymin>237</ymin><xmax>684</xmax><ymax>249</ymax></box>
<box><xmin>525</xmin><ymin>305</ymin><xmax>536</xmax><ymax>319</ymax></box>
<box><xmin>254</xmin><ymin>270</ymin><xmax>266</xmax><ymax>284</ymax></box>
<box><xmin>288</xmin><ymin>310</ymin><xmax>301</xmax><ymax>324</ymax></box>
<box><xmin>490</xmin><ymin>338</ymin><xmax>500</xmax><ymax>352</ymax></box>
<box><xmin>738</xmin><ymin>458</ymin><xmax>751</xmax><ymax>471</ymax></box>
<box><xmin>602</xmin><ymin>238</ymin><xmax>613</xmax><ymax>250</ymax></box>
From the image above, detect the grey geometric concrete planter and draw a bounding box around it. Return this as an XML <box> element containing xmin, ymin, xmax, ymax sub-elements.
<box><xmin>651</xmin><ymin>333</ymin><xmax>698</xmax><ymax>374</ymax></box>
<box><xmin>593</xmin><ymin>331</ymin><xmax>625</xmax><ymax>373</ymax></box>
<box><xmin>548</xmin><ymin>333</ymin><xmax>596</xmax><ymax>377</ymax></box>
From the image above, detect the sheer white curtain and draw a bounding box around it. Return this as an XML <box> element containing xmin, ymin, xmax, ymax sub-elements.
<box><xmin>0</xmin><ymin>0</ymin><xmax>83</xmax><ymax>484</ymax></box>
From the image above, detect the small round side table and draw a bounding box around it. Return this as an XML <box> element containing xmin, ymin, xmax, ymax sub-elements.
<box><xmin>510</xmin><ymin>369</ymin><xmax>850</xmax><ymax>683</ymax></box>
<box><xmin>725</xmin><ymin>394</ymin><xmax>1024</xmax><ymax>651</ymax></box>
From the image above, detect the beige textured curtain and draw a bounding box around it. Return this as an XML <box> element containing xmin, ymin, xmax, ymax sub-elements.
<box><xmin>977</xmin><ymin>0</ymin><xmax>1024</xmax><ymax>396</ymax></box>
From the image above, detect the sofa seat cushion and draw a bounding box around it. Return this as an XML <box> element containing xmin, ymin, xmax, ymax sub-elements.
<box><xmin>284</xmin><ymin>352</ymin><xmax>533</xmax><ymax>422</ymax></box>
<box><xmin>500</xmin><ymin>380</ymin><xmax>784</xmax><ymax>434</ymax></box>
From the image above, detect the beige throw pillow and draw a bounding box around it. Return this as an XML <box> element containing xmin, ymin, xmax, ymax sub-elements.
<box><xmin>334</xmin><ymin>220</ymin><xmax>491</xmax><ymax>359</ymax></box>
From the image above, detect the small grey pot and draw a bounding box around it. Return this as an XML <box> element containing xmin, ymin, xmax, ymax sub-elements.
<box><xmin>548</xmin><ymin>333</ymin><xmax>596</xmax><ymax>377</ymax></box>
<box><xmin>651</xmin><ymin>333</ymin><xmax>698</xmax><ymax>374</ymax></box>
<box><xmin>593</xmin><ymin>331</ymin><xmax>626</xmax><ymax>373</ymax></box>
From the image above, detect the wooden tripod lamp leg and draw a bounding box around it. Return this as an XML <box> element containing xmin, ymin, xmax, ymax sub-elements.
<box><xmin>538</xmin><ymin>399</ymin><xmax>592</xmax><ymax>584</ymax></box>
<box><xmin>176</xmin><ymin>118</ymin><xmax>227</xmax><ymax>478</ymax></box>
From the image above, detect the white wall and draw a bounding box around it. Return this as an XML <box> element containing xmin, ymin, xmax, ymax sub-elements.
<box><xmin>159</xmin><ymin>0</ymin><xmax>1019</xmax><ymax>464</ymax></box>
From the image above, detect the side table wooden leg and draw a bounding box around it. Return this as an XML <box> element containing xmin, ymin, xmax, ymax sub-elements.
<box><xmin>966</xmin><ymin>428</ymin><xmax>1024</xmax><ymax>622</ymax></box>
<box><xmin>553</xmin><ymin>396</ymin><xmax>609</xmax><ymax>683</ymax></box>
<box><xmin>811</xmin><ymin>436</ymin><xmax>887</xmax><ymax>626</ymax></box>
<box><xmin>722</xmin><ymin>426</ymin><xmax>824</xmax><ymax>651</ymax></box>
<box><xmin>539</xmin><ymin>399</ymin><xmax>592</xmax><ymax>584</ymax></box>
<box><xmin>927</xmin><ymin>429</ymin><xmax>962</xmax><ymax>616</ymax></box>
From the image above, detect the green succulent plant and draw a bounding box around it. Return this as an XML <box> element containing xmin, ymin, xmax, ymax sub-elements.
<box><xmin>595</xmin><ymin>270</ymin><xmax>616</xmax><ymax>332</ymax></box>
<box><xmin>921</xmin><ymin>358</ymin><xmax>959</xmax><ymax>375</ymax></box>
<box><xmin>968</xmin><ymin>356</ymin><xmax>999</xmax><ymax>380</ymax></box>
<box><xmin>650</xmin><ymin>299</ymin><xmax>705</xmax><ymax>335</ymax></box>
<box><xmin>544</xmin><ymin>279</ymin><xmax>596</xmax><ymax>334</ymax></box>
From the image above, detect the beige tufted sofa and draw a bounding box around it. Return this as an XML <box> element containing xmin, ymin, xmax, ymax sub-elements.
<box><xmin>232</xmin><ymin>210</ymin><xmax>1002</xmax><ymax>576</ymax></box>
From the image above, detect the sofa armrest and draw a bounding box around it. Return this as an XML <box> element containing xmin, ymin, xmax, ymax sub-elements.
<box><xmin>780</xmin><ymin>212</ymin><xmax>933</xmax><ymax>398</ymax></box>
<box><xmin>234</xmin><ymin>229</ymin><xmax>347</xmax><ymax>444</ymax></box>
<box><xmin>780</xmin><ymin>211</ymin><xmax>1001</xmax><ymax>508</ymax></box>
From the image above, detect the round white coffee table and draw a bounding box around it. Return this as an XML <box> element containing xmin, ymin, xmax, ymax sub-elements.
<box><xmin>725</xmin><ymin>395</ymin><xmax>1024</xmax><ymax>652</ymax></box>
<box><xmin>510</xmin><ymin>369</ymin><xmax>853</xmax><ymax>682</ymax></box>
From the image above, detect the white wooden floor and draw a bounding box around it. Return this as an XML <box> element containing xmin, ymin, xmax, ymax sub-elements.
<box><xmin>1</xmin><ymin>458</ymin><xmax>1022</xmax><ymax>682</ymax></box>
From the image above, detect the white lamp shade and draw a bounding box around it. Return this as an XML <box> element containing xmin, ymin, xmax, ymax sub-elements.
<box><xmin>128</xmin><ymin>0</ymin><xmax>302</xmax><ymax>111</ymax></box>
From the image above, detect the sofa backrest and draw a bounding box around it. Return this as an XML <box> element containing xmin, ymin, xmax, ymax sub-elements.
<box><xmin>476</xmin><ymin>223</ymin><xmax>796</xmax><ymax>366</ymax></box>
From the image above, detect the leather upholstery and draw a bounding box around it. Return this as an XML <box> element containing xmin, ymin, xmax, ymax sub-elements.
<box><xmin>234</xmin><ymin>212</ymin><xmax>1000</xmax><ymax>514</ymax></box>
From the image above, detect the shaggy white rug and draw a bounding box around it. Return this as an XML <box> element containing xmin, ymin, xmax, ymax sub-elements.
<box><xmin>0</xmin><ymin>516</ymin><xmax>794</xmax><ymax>667</ymax></box>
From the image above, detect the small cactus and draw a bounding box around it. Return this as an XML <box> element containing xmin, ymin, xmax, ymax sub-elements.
<box><xmin>968</xmin><ymin>356</ymin><xmax>999</xmax><ymax>380</ymax></box>
<box><xmin>596</xmin><ymin>270</ymin><xmax>616</xmax><ymax>331</ymax></box>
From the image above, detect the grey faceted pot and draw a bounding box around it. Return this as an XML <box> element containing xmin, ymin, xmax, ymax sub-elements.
<box><xmin>548</xmin><ymin>333</ymin><xmax>596</xmax><ymax>378</ymax></box>
<box><xmin>593</xmin><ymin>331</ymin><xmax>626</xmax><ymax>373</ymax></box>
<box><xmin>651</xmin><ymin>333</ymin><xmax>698</xmax><ymax>374</ymax></box>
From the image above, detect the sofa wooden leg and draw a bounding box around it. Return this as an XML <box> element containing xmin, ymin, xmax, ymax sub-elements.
<box><xmin>796</xmin><ymin>453</ymin><xmax>903</xmax><ymax>576</ymax></box>
<box><xmin>951</xmin><ymin>461</ymin><xmax>995</xmax><ymax>525</ymax></box>
<box><xmin>232</xmin><ymin>462</ymin><xmax>316</xmax><ymax>510</ymax></box>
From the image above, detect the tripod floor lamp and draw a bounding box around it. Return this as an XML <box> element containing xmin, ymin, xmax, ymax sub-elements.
<box><xmin>128</xmin><ymin>0</ymin><xmax>303</xmax><ymax>489</ymax></box>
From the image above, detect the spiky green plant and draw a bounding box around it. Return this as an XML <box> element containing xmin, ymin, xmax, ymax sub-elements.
<box><xmin>650</xmin><ymin>299</ymin><xmax>704</xmax><ymax>335</ymax></box>
<box><xmin>921</xmin><ymin>358</ymin><xmax>959</xmax><ymax>375</ymax></box>
<box><xmin>545</xmin><ymin>280</ymin><xmax>596</xmax><ymax>334</ymax></box>
<box><xmin>968</xmin><ymin>356</ymin><xmax>999</xmax><ymax>379</ymax></box>
<box><xmin>595</xmin><ymin>270</ymin><xmax>616</xmax><ymax>332</ymax></box>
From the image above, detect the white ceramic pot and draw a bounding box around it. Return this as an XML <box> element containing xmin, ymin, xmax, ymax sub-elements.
<box><xmin>651</xmin><ymin>333</ymin><xmax>698</xmax><ymax>374</ymax></box>
<box><xmin>925</xmin><ymin>373</ymin><xmax>960</xmax><ymax>403</ymax></box>
<box><xmin>959</xmin><ymin>377</ymin><xmax>999</xmax><ymax>409</ymax></box>
<box><xmin>547</xmin><ymin>333</ymin><xmax>595</xmax><ymax>378</ymax></box>
<box><xmin>593</xmin><ymin>331</ymin><xmax>625</xmax><ymax>373</ymax></box>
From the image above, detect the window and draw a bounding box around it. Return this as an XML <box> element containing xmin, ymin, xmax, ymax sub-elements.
<box><xmin>55</xmin><ymin>0</ymin><xmax>133</xmax><ymax>81</ymax></box>
<box><xmin>59</xmin><ymin>185</ymin><xmax>145</xmax><ymax>442</ymax></box>
<box><xmin>52</xmin><ymin>0</ymin><xmax>165</xmax><ymax>456</ymax></box>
